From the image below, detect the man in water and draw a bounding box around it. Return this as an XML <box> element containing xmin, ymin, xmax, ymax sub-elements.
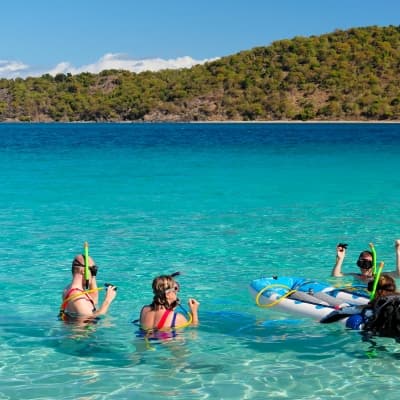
<box><xmin>60</xmin><ymin>254</ymin><xmax>117</xmax><ymax>321</ymax></box>
<box><xmin>331</xmin><ymin>240</ymin><xmax>400</xmax><ymax>282</ymax></box>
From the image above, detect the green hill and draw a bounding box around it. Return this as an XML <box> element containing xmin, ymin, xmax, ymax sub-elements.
<box><xmin>1</xmin><ymin>25</ymin><xmax>400</xmax><ymax>122</ymax></box>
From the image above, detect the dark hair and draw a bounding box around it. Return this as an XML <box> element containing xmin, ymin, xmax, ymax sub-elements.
<box><xmin>356</xmin><ymin>251</ymin><xmax>374</xmax><ymax>269</ymax></box>
<box><xmin>358</xmin><ymin>250</ymin><xmax>373</xmax><ymax>259</ymax></box>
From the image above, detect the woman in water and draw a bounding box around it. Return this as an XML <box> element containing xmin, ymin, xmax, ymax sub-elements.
<box><xmin>139</xmin><ymin>274</ymin><xmax>199</xmax><ymax>333</ymax></box>
<box><xmin>331</xmin><ymin>240</ymin><xmax>400</xmax><ymax>282</ymax></box>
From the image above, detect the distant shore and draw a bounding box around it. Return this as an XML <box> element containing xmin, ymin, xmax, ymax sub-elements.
<box><xmin>1</xmin><ymin>119</ymin><xmax>400</xmax><ymax>124</ymax></box>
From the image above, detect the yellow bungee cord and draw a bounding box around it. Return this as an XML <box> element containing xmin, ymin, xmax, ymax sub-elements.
<box><xmin>140</xmin><ymin>307</ymin><xmax>193</xmax><ymax>350</ymax></box>
<box><xmin>59</xmin><ymin>287</ymin><xmax>104</xmax><ymax>317</ymax></box>
<box><xmin>61</xmin><ymin>287</ymin><xmax>103</xmax><ymax>308</ymax></box>
<box><xmin>255</xmin><ymin>283</ymin><xmax>296</xmax><ymax>308</ymax></box>
<box><xmin>140</xmin><ymin>308</ymin><xmax>193</xmax><ymax>333</ymax></box>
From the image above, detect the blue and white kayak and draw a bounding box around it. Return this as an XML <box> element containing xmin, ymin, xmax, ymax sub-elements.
<box><xmin>249</xmin><ymin>276</ymin><xmax>370</xmax><ymax>324</ymax></box>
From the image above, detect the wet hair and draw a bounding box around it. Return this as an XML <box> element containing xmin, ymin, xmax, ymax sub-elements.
<box><xmin>71</xmin><ymin>254</ymin><xmax>94</xmax><ymax>274</ymax></box>
<box><xmin>356</xmin><ymin>251</ymin><xmax>374</xmax><ymax>269</ymax></box>
<box><xmin>71</xmin><ymin>255</ymin><xmax>85</xmax><ymax>274</ymax></box>
<box><xmin>150</xmin><ymin>275</ymin><xmax>178</xmax><ymax>311</ymax></box>
<box><xmin>368</xmin><ymin>274</ymin><xmax>397</xmax><ymax>297</ymax></box>
<box><xmin>358</xmin><ymin>250</ymin><xmax>373</xmax><ymax>260</ymax></box>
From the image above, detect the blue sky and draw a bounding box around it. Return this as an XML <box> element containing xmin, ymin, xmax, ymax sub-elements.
<box><xmin>1</xmin><ymin>0</ymin><xmax>399</xmax><ymax>78</ymax></box>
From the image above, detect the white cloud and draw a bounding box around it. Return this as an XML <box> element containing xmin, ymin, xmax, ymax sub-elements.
<box><xmin>0</xmin><ymin>60</ymin><xmax>30</xmax><ymax>78</ymax></box>
<box><xmin>0</xmin><ymin>53</ymin><xmax>218</xmax><ymax>79</ymax></box>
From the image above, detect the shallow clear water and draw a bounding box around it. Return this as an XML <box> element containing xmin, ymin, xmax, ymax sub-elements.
<box><xmin>1</xmin><ymin>122</ymin><xmax>400</xmax><ymax>399</ymax></box>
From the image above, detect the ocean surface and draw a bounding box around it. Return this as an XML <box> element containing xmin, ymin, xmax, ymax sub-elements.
<box><xmin>1</xmin><ymin>122</ymin><xmax>400</xmax><ymax>399</ymax></box>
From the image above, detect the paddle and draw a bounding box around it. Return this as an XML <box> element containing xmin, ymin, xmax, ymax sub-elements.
<box><xmin>320</xmin><ymin>305</ymin><xmax>362</xmax><ymax>323</ymax></box>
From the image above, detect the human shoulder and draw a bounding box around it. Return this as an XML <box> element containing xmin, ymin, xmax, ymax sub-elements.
<box><xmin>140</xmin><ymin>305</ymin><xmax>154</xmax><ymax>320</ymax></box>
<box><xmin>140</xmin><ymin>305</ymin><xmax>153</xmax><ymax>313</ymax></box>
<box><xmin>63</xmin><ymin>286</ymin><xmax>84</xmax><ymax>299</ymax></box>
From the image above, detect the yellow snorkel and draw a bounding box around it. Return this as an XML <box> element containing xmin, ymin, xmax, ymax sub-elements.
<box><xmin>369</xmin><ymin>242</ymin><xmax>377</xmax><ymax>275</ymax></box>
<box><xmin>369</xmin><ymin>261</ymin><xmax>384</xmax><ymax>301</ymax></box>
<box><xmin>84</xmin><ymin>241</ymin><xmax>90</xmax><ymax>289</ymax></box>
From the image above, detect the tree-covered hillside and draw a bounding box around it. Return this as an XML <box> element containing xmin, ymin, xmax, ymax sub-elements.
<box><xmin>1</xmin><ymin>25</ymin><xmax>400</xmax><ymax>122</ymax></box>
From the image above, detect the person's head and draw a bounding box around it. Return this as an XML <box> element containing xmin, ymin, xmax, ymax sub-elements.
<box><xmin>151</xmin><ymin>275</ymin><xmax>180</xmax><ymax>310</ymax></box>
<box><xmin>356</xmin><ymin>250</ymin><xmax>374</xmax><ymax>276</ymax></box>
<box><xmin>71</xmin><ymin>254</ymin><xmax>98</xmax><ymax>281</ymax></box>
<box><xmin>368</xmin><ymin>273</ymin><xmax>397</xmax><ymax>298</ymax></box>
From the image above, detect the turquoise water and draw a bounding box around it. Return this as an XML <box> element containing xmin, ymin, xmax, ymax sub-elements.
<box><xmin>1</xmin><ymin>122</ymin><xmax>400</xmax><ymax>399</ymax></box>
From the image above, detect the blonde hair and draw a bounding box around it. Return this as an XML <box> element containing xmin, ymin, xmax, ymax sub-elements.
<box><xmin>150</xmin><ymin>275</ymin><xmax>177</xmax><ymax>311</ymax></box>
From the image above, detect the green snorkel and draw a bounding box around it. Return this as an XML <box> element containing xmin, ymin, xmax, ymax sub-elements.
<box><xmin>369</xmin><ymin>261</ymin><xmax>384</xmax><ymax>301</ymax></box>
<box><xmin>369</xmin><ymin>242</ymin><xmax>377</xmax><ymax>275</ymax></box>
<box><xmin>84</xmin><ymin>241</ymin><xmax>90</xmax><ymax>289</ymax></box>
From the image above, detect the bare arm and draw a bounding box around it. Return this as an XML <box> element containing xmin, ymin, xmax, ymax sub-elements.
<box><xmin>89</xmin><ymin>276</ymin><xmax>99</xmax><ymax>306</ymax></box>
<box><xmin>384</xmin><ymin>240</ymin><xmax>400</xmax><ymax>278</ymax></box>
<box><xmin>188</xmin><ymin>298</ymin><xmax>200</xmax><ymax>325</ymax></box>
<box><xmin>331</xmin><ymin>244</ymin><xmax>347</xmax><ymax>277</ymax></box>
<box><xmin>395</xmin><ymin>240</ymin><xmax>400</xmax><ymax>277</ymax></box>
<box><xmin>93</xmin><ymin>285</ymin><xmax>117</xmax><ymax>317</ymax></box>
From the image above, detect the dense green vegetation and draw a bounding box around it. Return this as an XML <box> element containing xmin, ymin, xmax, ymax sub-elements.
<box><xmin>1</xmin><ymin>25</ymin><xmax>400</xmax><ymax>122</ymax></box>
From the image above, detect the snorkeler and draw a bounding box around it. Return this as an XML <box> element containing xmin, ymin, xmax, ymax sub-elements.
<box><xmin>331</xmin><ymin>240</ymin><xmax>400</xmax><ymax>282</ymax></box>
<box><xmin>60</xmin><ymin>252</ymin><xmax>117</xmax><ymax>321</ymax></box>
<box><xmin>139</xmin><ymin>273</ymin><xmax>199</xmax><ymax>332</ymax></box>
